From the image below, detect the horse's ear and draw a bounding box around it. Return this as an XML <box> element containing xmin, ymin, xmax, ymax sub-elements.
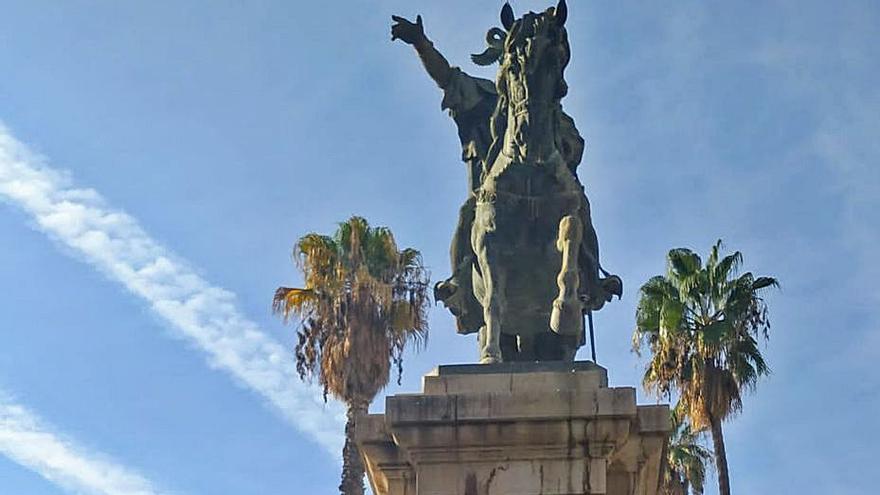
<box><xmin>555</xmin><ymin>0</ymin><xmax>568</xmax><ymax>26</ymax></box>
<box><xmin>501</xmin><ymin>2</ymin><xmax>515</xmax><ymax>31</ymax></box>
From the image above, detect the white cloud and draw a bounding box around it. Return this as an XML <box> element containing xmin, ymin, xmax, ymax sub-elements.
<box><xmin>0</xmin><ymin>394</ymin><xmax>167</xmax><ymax>495</ymax></box>
<box><xmin>0</xmin><ymin>123</ymin><xmax>345</xmax><ymax>458</ymax></box>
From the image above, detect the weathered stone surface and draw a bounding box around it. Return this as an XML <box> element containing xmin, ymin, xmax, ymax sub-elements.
<box><xmin>357</xmin><ymin>362</ymin><xmax>669</xmax><ymax>495</ymax></box>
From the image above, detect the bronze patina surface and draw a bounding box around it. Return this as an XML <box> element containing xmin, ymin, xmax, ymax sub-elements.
<box><xmin>393</xmin><ymin>1</ymin><xmax>621</xmax><ymax>363</ymax></box>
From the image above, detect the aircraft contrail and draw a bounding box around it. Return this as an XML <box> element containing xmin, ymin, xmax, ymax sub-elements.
<box><xmin>0</xmin><ymin>124</ymin><xmax>345</xmax><ymax>460</ymax></box>
<box><xmin>0</xmin><ymin>393</ymin><xmax>170</xmax><ymax>495</ymax></box>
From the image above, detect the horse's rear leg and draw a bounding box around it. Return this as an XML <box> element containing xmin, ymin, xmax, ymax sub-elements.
<box><xmin>551</xmin><ymin>215</ymin><xmax>584</xmax><ymax>340</ymax></box>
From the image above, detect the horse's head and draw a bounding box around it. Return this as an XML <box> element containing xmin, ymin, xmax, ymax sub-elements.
<box><xmin>495</xmin><ymin>1</ymin><xmax>570</xmax><ymax>162</ymax></box>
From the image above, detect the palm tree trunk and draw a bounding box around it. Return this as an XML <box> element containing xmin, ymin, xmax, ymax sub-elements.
<box><xmin>339</xmin><ymin>401</ymin><xmax>367</xmax><ymax>495</ymax></box>
<box><xmin>709</xmin><ymin>414</ymin><xmax>731</xmax><ymax>495</ymax></box>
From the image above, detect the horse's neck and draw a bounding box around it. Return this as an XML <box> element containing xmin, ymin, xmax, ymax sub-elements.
<box><xmin>503</xmin><ymin>103</ymin><xmax>558</xmax><ymax>163</ymax></box>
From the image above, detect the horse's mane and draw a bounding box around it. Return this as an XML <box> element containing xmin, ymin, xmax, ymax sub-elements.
<box><xmin>482</xmin><ymin>11</ymin><xmax>579</xmax><ymax>180</ymax></box>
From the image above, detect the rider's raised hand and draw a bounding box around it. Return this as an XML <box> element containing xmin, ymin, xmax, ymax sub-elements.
<box><xmin>391</xmin><ymin>15</ymin><xmax>427</xmax><ymax>46</ymax></box>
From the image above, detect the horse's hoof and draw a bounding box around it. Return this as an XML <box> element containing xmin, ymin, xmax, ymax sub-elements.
<box><xmin>480</xmin><ymin>355</ymin><xmax>502</xmax><ymax>365</ymax></box>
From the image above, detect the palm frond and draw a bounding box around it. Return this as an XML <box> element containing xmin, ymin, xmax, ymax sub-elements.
<box><xmin>751</xmin><ymin>276</ymin><xmax>779</xmax><ymax>291</ymax></box>
<box><xmin>714</xmin><ymin>252</ymin><xmax>742</xmax><ymax>285</ymax></box>
<box><xmin>660</xmin><ymin>298</ymin><xmax>685</xmax><ymax>335</ymax></box>
<box><xmin>272</xmin><ymin>287</ymin><xmax>318</xmax><ymax>322</ymax></box>
<box><xmin>667</xmin><ymin>248</ymin><xmax>702</xmax><ymax>281</ymax></box>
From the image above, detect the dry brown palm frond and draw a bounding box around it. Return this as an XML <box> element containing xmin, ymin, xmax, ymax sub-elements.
<box><xmin>272</xmin><ymin>287</ymin><xmax>318</xmax><ymax>323</ymax></box>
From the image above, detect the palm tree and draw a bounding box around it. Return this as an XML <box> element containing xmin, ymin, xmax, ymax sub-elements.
<box><xmin>633</xmin><ymin>241</ymin><xmax>777</xmax><ymax>495</ymax></box>
<box><xmin>273</xmin><ymin>216</ymin><xmax>430</xmax><ymax>495</ymax></box>
<box><xmin>663</xmin><ymin>408</ymin><xmax>713</xmax><ymax>495</ymax></box>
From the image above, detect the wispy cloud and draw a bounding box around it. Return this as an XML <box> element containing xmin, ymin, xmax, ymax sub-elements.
<box><xmin>0</xmin><ymin>393</ymin><xmax>167</xmax><ymax>495</ymax></box>
<box><xmin>0</xmin><ymin>123</ymin><xmax>344</xmax><ymax>457</ymax></box>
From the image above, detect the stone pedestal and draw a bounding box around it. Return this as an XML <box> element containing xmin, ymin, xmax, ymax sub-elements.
<box><xmin>357</xmin><ymin>362</ymin><xmax>669</xmax><ymax>495</ymax></box>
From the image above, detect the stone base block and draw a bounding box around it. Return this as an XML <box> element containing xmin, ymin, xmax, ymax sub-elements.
<box><xmin>357</xmin><ymin>362</ymin><xmax>669</xmax><ymax>495</ymax></box>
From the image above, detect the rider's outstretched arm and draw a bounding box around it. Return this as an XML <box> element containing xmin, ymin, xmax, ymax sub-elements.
<box><xmin>392</xmin><ymin>15</ymin><xmax>453</xmax><ymax>89</ymax></box>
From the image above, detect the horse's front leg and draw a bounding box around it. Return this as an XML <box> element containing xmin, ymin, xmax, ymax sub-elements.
<box><xmin>473</xmin><ymin>220</ymin><xmax>504</xmax><ymax>364</ymax></box>
<box><xmin>551</xmin><ymin>215</ymin><xmax>584</xmax><ymax>340</ymax></box>
<box><xmin>477</xmin><ymin>248</ymin><xmax>504</xmax><ymax>364</ymax></box>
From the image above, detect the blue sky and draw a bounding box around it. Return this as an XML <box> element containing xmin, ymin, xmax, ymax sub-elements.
<box><xmin>0</xmin><ymin>1</ymin><xmax>877</xmax><ymax>494</ymax></box>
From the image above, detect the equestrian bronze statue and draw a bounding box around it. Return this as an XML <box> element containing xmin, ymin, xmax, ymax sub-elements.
<box><xmin>392</xmin><ymin>1</ymin><xmax>621</xmax><ymax>363</ymax></box>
